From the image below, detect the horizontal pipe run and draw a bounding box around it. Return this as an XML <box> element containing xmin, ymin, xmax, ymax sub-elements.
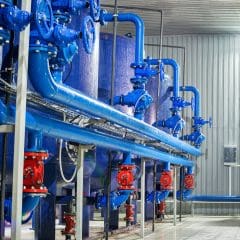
<box><xmin>28</xmin><ymin>50</ymin><xmax>201</xmax><ymax>156</ymax></box>
<box><xmin>184</xmin><ymin>195</ymin><xmax>240</xmax><ymax>202</ymax></box>
<box><xmin>0</xmin><ymin>101</ymin><xmax>194</xmax><ymax>167</ymax></box>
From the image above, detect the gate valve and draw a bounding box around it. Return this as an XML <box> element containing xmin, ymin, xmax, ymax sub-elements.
<box><xmin>81</xmin><ymin>15</ymin><xmax>96</xmax><ymax>54</ymax></box>
<box><xmin>193</xmin><ymin>116</ymin><xmax>212</xmax><ymax>128</ymax></box>
<box><xmin>89</xmin><ymin>0</ymin><xmax>100</xmax><ymax>21</ymax></box>
<box><xmin>34</xmin><ymin>0</ymin><xmax>54</xmax><ymax>40</ymax></box>
<box><xmin>61</xmin><ymin>212</ymin><xmax>76</xmax><ymax>236</ymax></box>
<box><xmin>184</xmin><ymin>174</ymin><xmax>194</xmax><ymax>189</ymax></box>
<box><xmin>155</xmin><ymin>114</ymin><xmax>185</xmax><ymax>137</ymax></box>
<box><xmin>0</xmin><ymin>5</ymin><xmax>30</xmax><ymax>32</ymax></box>
<box><xmin>171</xmin><ymin>96</ymin><xmax>191</xmax><ymax>112</ymax></box>
<box><xmin>51</xmin><ymin>0</ymin><xmax>86</xmax><ymax>15</ymax></box>
<box><xmin>182</xmin><ymin>131</ymin><xmax>206</xmax><ymax>148</ymax></box>
<box><xmin>124</xmin><ymin>204</ymin><xmax>135</xmax><ymax>222</ymax></box>
<box><xmin>117</xmin><ymin>165</ymin><xmax>135</xmax><ymax>190</ymax></box>
<box><xmin>23</xmin><ymin>151</ymin><xmax>48</xmax><ymax>195</ymax></box>
<box><xmin>160</xmin><ymin>171</ymin><xmax>173</xmax><ymax>190</ymax></box>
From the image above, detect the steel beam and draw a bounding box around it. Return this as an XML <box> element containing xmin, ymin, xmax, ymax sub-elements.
<box><xmin>11</xmin><ymin>1</ymin><xmax>31</xmax><ymax>239</ymax></box>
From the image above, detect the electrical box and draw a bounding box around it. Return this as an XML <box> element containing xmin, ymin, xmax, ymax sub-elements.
<box><xmin>224</xmin><ymin>145</ymin><xmax>237</xmax><ymax>165</ymax></box>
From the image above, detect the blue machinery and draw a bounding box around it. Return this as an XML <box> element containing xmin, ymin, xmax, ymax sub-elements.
<box><xmin>0</xmin><ymin>0</ymin><xmax>238</xmax><ymax>240</ymax></box>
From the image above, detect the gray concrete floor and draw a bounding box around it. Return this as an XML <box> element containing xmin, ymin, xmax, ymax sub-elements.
<box><xmin>4</xmin><ymin>216</ymin><xmax>240</xmax><ymax>239</ymax></box>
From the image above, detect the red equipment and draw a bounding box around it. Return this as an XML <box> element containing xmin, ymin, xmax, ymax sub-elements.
<box><xmin>124</xmin><ymin>204</ymin><xmax>135</xmax><ymax>222</ymax></box>
<box><xmin>61</xmin><ymin>212</ymin><xmax>76</xmax><ymax>236</ymax></box>
<box><xmin>160</xmin><ymin>171</ymin><xmax>173</xmax><ymax>190</ymax></box>
<box><xmin>23</xmin><ymin>151</ymin><xmax>48</xmax><ymax>195</ymax></box>
<box><xmin>117</xmin><ymin>165</ymin><xmax>135</xmax><ymax>190</ymax></box>
<box><xmin>184</xmin><ymin>174</ymin><xmax>195</xmax><ymax>189</ymax></box>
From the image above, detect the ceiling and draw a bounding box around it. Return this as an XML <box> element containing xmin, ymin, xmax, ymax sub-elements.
<box><xmin>101</xmin><ymin>0</ymin><xmax>240</xmax><ymax>35</ymax></box>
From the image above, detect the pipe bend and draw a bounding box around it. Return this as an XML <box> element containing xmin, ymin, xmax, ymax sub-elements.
<box><xmin>102</xmin><ymin>12</ymin><xmax>144</xmax><ymax>66</ymax></box>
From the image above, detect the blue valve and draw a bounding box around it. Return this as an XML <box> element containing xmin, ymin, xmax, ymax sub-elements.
<box><xmin>193</xmin><ymin>116</ymin><xmax>213</xmax><ymax>128</ymax></box>
<box><xmin>34</xmin><ymin>0</ymin><xmax>54</xmax><ymax>40</ymax></box>
<box><xmin>81</xmin><ymin>15</ymin><xmax>96</xmax><ymax>54</ymax></box>
<box><xmin>171</xmin><ymin>96</ymin><xmax>191</xmax><ymax>111</ymax></box>
<box><xmin>89</xmin><ymin>0</ymin><xmax>100</xmax><ymax>21</ymax></box>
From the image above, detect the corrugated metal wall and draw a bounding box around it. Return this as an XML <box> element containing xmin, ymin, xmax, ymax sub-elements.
<box><xmin>145</xmin><ymin>34</ymin><xmax>240</xmax><ymax>215</ymax></box>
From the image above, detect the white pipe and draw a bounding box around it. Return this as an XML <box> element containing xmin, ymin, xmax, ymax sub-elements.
<box><xmin>76</xmin><ymin>146</ymin><xmax>85</xmax><ymax>240</ymax></box>
<box><xmin>140</xmin><ymin>158</ymin><xmax>145</xmax><ymax>239</ymax></box>
<box><xmin>11</xmin><ymin>1</ymin><xmax>31</xmax><ymax>239</ymax></box>
<box><xmin>229</xmin><ymin>166</ymin><xmax>232</xmax><ymax>196</ymax></box>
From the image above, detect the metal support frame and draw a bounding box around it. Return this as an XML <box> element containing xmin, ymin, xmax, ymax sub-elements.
<box><xmin>173</xmin><ymin>166</ymin><xmax>177</xmax><ymax>226</ymax></box>
<box><xmin>228</xmin><ymin>166</ymin><xmax>232</xmax><ymax>196</ymax></box>
<box><xmin>152</xmin><ymin>162</ymin><xmax>156</xmax><ymax>232</ymax></box>
<box><xmin>140</xmin><ymin>158</ymin><xmax>145</xmax><ymax>239</ymax></box>
<box><xmin>76</xmin><ymin>145</ymin><xmax>91</xmax><ymax>240</ymax></box>
<box><xmin>11</xmin><ymin>1</ymin><xmax>31</xmax><ymax>239</ymax></box>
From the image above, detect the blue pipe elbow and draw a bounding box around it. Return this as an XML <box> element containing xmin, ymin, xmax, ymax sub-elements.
<box><xmin>162</xmin><ymin>59</ymin><xmax>179</xmax><ymax>99</ymax></box>
<box><xmin>4</xmin><ymin>196</ymin><xmax>40</xmax><ymax>223</ymax></box>
<box><xmin>98</xmin><ymin>190</ymin><xmax>133</xmax><ymax>210</ymax></box>
<box><xmin>100</xmin><ymin>12</ymin><xmax>144</xmax><ymax>67</ymax></box>
<box><xmin>180</xmin><ymin>86</ymin><xmax>200</xmax><ymax>117</ymax></box>
<box><xmin>147</xmin><ymin>190</ymin><xmax>170</xmax><ymax>204</ymax></box>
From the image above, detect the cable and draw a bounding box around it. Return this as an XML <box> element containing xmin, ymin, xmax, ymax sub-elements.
<box><xmin>58</xmin><ymin>113</ymin><xmax>77</xmax><ymax>183</ymax></box>
<box><xmin>58</xmin><ymin>138</ymin><xmax>77</xmax><ymax>183</ymax></box>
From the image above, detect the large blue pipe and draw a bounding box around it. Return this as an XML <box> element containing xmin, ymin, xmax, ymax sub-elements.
<box><xmin>101</xmin><ymin>13</ymin><xmax>144</xmax><ymax>66</ymax></box>
<box><xmin>4</xmin><ymin>130</ymin><xmax>42</xmax><ymax>223</ymax></box>
<box><xmin>28</xmin><ymin>50</ymin><xmax>201</xmax><ymax>156</ymax></box>
<box><xmin>0</xmin><ymin>101</ymin><xmax>194</xmax><ymax>167</ymax></box>
<box><xmin>162</xmin><ymin>58</ymin><xmax>179</xmax><ymax>99</ymax></box>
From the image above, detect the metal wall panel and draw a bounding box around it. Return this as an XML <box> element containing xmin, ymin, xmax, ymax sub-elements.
<box><xmin>145</xmin><ymin>34</ymin><xmax>240</xmax><ymax>215</ymax></box>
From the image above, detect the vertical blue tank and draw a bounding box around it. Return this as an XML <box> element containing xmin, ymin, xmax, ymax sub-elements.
<box><xmin>92</xmin><ymin>33</ymin><xmax>135</xmax><ymax>188</ymax></box>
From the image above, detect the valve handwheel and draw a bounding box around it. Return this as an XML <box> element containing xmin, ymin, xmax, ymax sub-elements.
<box><xmin>35</xmin><ymin>0</ymin><xmax>54</xmax><ymax>40</ymax></box>
<box><xmin>82</xmin><ymin>15</ymin><xmax>96</xmax><ymax>54</ymax></box>
<box><xmin>89</xmin><ymin>0</ymin><xmax>100</xmax><ymax>21</ymax></box>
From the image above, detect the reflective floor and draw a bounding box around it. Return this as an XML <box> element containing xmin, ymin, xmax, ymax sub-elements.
<box><xmin>4</xmin><ymin>216</ymin><xmax>240</xmax><ymax>239</ymax></box>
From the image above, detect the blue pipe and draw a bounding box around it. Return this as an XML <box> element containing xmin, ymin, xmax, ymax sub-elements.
<box><xmin>28</xmin><ymin>49</ymin><xmax>201</xmax><ymax>156</ymax></box>
<box><xmin>27</xmin><ymin>130</ymin><xmax>43</xmax><ymax>151</ymax></box>
<box><xmin>168</xmin><ymin>86</ymin><xmax>200</xmax><ymax>117</ymax></box>
<box><xmin>162</xmin><ymin>58</ymin><xmax>179</xmax><ymax>99</ymax></box>
<box><xmin>101</xmin><ymin>12</ymin><xmax>144</xmax><ymax>66</ymax></box>
<box><xmin>4</xmin><ymin>130</ymin><xmax>42</xmax><ymax>223</ymax></box>
<box><xmin>0</xmin><ymin>101</ymin><xmax>194</xmax><ymax>167</ymax></box>
<box><xmin>147</xmin><ymin>162</ymin><xmax>172</xmax><ymax>204</ymax></box>
<box><xmin>183</xmin><ymin>194</ymin><xmax>240</xmax><ymax>202</ymax></box>
<box><xmin>4</xmin><ymin>196</ymin><xmax>40</xmax><ymax>223</ymax></box>
<box><xmin>180</xmin><ymin>86</ymin><xmax>200</xmax><ymax>117</ymax></box>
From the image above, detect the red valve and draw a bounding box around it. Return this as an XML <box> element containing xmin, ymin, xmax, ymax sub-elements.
<box><xmin>160</xmin><ymin>171</ymin><xmax>173</xmax><ymax>190</ymax></box>
<box><xmin>124</xmin><ymin>204</ymin><xmax>135</xmax><ymax>222</ymax></box>
<box><xmin>117</xmin><ymin>165</ymin><xmax>135</xmax><ymax>190</ymax></box>
<box><xmin>61</xmin><ymin>212</ymin><xmax>76</xmax><ymax>236</ymax></box>
<box><xmin>23</xmin><ymin>151</ymin><xmax>48</xmax><ymax>195</ymax></box>
<box><xmin>157</xmin><ymin>201</ymin><xmax>166</xmax><ymax>215</ymax></box>
<box><xmin>184</xmin><ymin>174</ymin><xmax>194</xmax><ymax>189</ymax></box>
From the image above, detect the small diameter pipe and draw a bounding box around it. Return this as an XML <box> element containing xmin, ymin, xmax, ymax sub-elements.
<box><xmin>161</xmin><ymin>58</ymin><xmax>179</xmax><ymax>99</ymax></box>
<box><xmin>28</xmin><ymin>51</ymin><xmax>201</xmax><ymax>156</ymax></box>
<box><xmin>168</xmin><ymin>86</ymin><xmax>200</xmax><ymax>117</ymax></box>
<box><xmin>0</xmin><ymin>101</ymin><xmax>194</xmax><ymax>167</ymax></box>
